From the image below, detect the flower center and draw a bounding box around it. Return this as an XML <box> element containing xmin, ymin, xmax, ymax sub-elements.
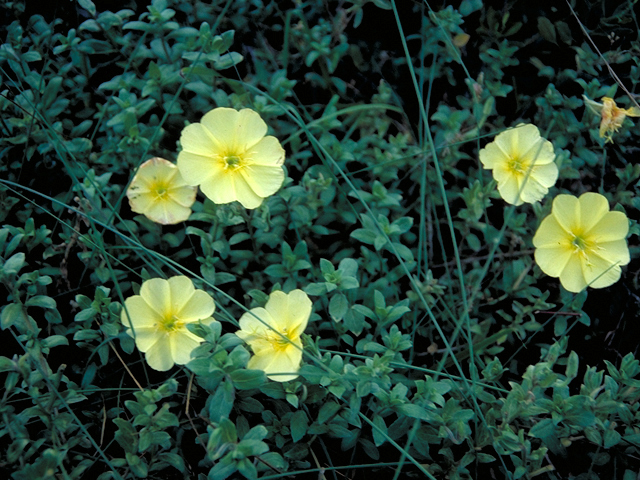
<box><xmin>507</xmin><ymin>156</ymin><xmax>526</xmax><ymax>175</ymax></box>
<box><xmin>153</xmin><ymin>182</ymin><xmax>169</xmax><ymax>199</ymax></box>
<box><xmin>571</xmin><ymin>234</ymin><xmax>587</xmax><ymax>251</ymax></box>
<box><xmin>159</xmin><ymin>314</ymin><xmax>184</xmax><ymax>333</ymax></box>
<box><xmin>268</xmin><ymin>328</ymin><xmax>294</xmax><ymax>352</ymax></box>
<box><xmin>570</xmin><ymin>232</ymin><xmax>598</xmax><ymax>266</ymax></box>
<box><xmin>224</xmin><ymin>155</ymin><xmax>243</xmax><ymax>170</ymax></box>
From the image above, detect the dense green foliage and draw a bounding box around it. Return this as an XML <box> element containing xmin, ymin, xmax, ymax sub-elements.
<box><xmin>1</xmin><ymin>0</ymin><xmax>640</xmax><ymax>478</ymax></box>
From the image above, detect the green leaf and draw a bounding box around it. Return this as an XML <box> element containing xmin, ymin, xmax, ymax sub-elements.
<box><xmin>537</xmin><ymin>17</ymin><xmax>557</xmax><ymax>44</ymax></box>
<box><xmin>1</xmin><ymin>303</ymin><xmax>27</xmax><ymax>330</ymax></box>
<box><xmin>371</xmin><ymin>415</ymin><xmax>387</xmax><ymax>446</ymax></box>
<box><xmin>25</xmin><ymin>295</ymin><xmax>56</xmax><ymax>309</ymax></box>
<box><xmin>126</xmin><ymin>452</ymin><xmax>148</xmax><ymax>478</ymax></box>
<box><xmin>42</xmin><ymin>335</ymin><xmax>69</xmax><ymax>348</ymax></box>
<box><xmin>78</xmin><ymin>0</ymin><xmax>97</xmax><ymax>16</ymax></box>
<box><xmin>209</xmin><ymin>380</ymin><xmax>234</xmax><ymax>423</ymax></box>
<box><xmin>236</xmin><ymin>458</ymin><xmax>257</xmax><ymax>480</ymax></box>
<box><xmin>359</xmin><ymin>437</ymin><xmax>379</xmax><ymax>460</ymax></box>
<box><xmin>329</xmin><ymin>293</ymin><xmax>349</xmax><ymax>321</ymax></box>
<box><xmin>304</xmin><ymin>283</ymin><xmax>327</xmax><ymax>296</ymax></box>
<box><xmin>3</xmin><ymin>252</ymin><xmax>25</xmax><ymax>275</ymax></box>
<box><xmin>243</xmin><ymin>425</ymin><xmax>268</xmax><ymax>442</ymax></box>
<box><xmin>604</xmin><ymin>428</ymin><xmax>621</xmax><ymax>448</ymax></box>
<box><xmin>396</xmin><ymin>404</ymin><xmax>432</xmax><ymax>421</ymax></box>
<box><xmin>529</xmin><ymin>418</ymin><xmax>556</xmax><ymax>439</ymax></box>
<box><xmin>229</xmin><ymin>369</ymin><xmax>267</xmax><ymax>390</ymax></box>
<box><xmin>0</xmin><ymin>356</ymin><xmax>14</xmax><ymax>373</ymax></box>
<box><xmin>317</xmin><ymin>402</ymin><xmax>341</xmax><ymax>424</ymax></box>
<box><xmin>290</xmin><ymin>410</ymin><xmax>308</xmax><ymax>443</ymax></box>
<box><xmin>208</xmin><ymin>457</ymin><xmax>237</xmax><ymax>480</ymax></box>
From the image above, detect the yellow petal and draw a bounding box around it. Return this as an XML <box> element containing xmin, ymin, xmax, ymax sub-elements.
<box><xmin>534</xmin><ymin>245</ymin><xmax>572</xmax><ymax>278</ymax></box>
<box><xmin>176</xmin><ymin>290</ymin><xmax>215</xmax><ymax>322</ymax></box>
<box><xmin>558</xmin><ymin>255</ymin><xmax>588</xmax><ymax>293</ymax></box>
<box><xmin>127</xmin><ymin>187</ymin><xmax>154</xmax><ymax>208</ymax></box>
<box><xmin>479</xmin><ymin>140</ymin><xmax>507</xmax><ymax>169</ymax></box>
<box><xmin>624</xmin><ymin>106</ymin><xmax>640</xmax><ymax>117</ymax></box>
<box><xmin>551</xmin><ymin>194</ymin><xmax>579</xmax><ymax>232</ymax></box>
<box><xmin>596</xmin><ymin>239</ymin><xmax>630</xmax><ymax>267</ymax></box>
<box><xmin>248</xmin><ymin>346</ymin><xmax>302</xmax><ymax>382</ymax></box>
<box><xmin>262</xmin><ymin>291</ymin><xmax>290</xmax><ymax>331</ymax></box>
<box><xmin>493</xmin><ymin>126</ymin><xmax>521</xmax><ymax>157</ymax></box>
<box><xmin>140</xmin><ymin>278</ymin><xmax>171</xmax><ymax>319</ymax></box>
<box><xmin>177</xmin><ymin>151</ymin><xmax>223</xmax><ymax>187</ymax></box>
<box><xmin>582</xmin><ymin>253</ymin><xmax>622</xmax><ymax>289</ymax></box>
<box><xmin>240</xmin><ymin>165</ymin><xmax>285</xmax><ymax>199</ymax></box>
<box><xmin>533</xmin><ymin>215</ymin><xmax>569</xmax><ymax>248</ymax></box>
<box><xmin>133</xmin><ymin>157</ymin><xmax>178</xmax><ymax>185</ymax></box>
<box><xmin>496</xmin><ymin>173</ymin><xmax>524</xmax><ymax>206</ymax></box>
<box><xmin>201</xmin><ymin>107</ymin><xmax>267</xmax><ymax>154</ymax></box>
<box><xmin>585</xmin><ymin>210</ymin><xmax>628</xmax><ymax>242</ymax></box>
<box><xmin>265</xmin><ymin>289</ymin><xmax>312</xmax><ymax>337</ymax></box>
<box><xmin>180</xmin><ymin>122</ymin><xmax>223</xmax><ymax>155</ymax></box>
<box><xmin>130</xmin><ymin>326</ymin><xmax>161</xmax><ymax>352</ymax></box>
<box><xmin>167</xmin><ymin>184</ymin><xmax>198</xmax><ymax>208</ymax></box>
<box><xmin>246</xmin><ymin>136</ymin><xmax>285</xmax><ymax>166</ymax></box>
<box><xmin>233</xmin><ymin>174</ymin><xmax>265</xmax><ymax>209</ymax></box>
<box><xmin>121</xmin><ymin>296</ymin><xmax>162</xmax><ymax>329</ymax></box>
<box><xmin>238</xmin><ymin>307</ymin><xmax>273</xmax><ymax>339</ymax></box>
<box><xmin>530</xmin><ymin>162</ymin><xmax>559</xmax><ymax>188</ymax></box>
<box><xmin>198</xmin><ymin>167</ymin><xmax>238</xmax><ymax>205</ymax></box>
<box><xmin>170</xmin><ymin>331</ymin><xmax>203</xmax><ymax>365</ymax></box>
<box><xmin>577</xmin><ymin>192</ymin><xmax>610</xmax><ymax>233</ymax></box>
<box><xmin>145</xmin><ymin>335</ymin><xmax>174</xmax><ymax>371</ymax></box>
<box><xmin>144</xmin><ymin>199</ymin><xmax>191</xmax><ymax>225</ymax></box>
<box><xmin>518</xmin><ymin>136</ymin><xmax>555</xmax><ymax>166</ymax></box>
<box><xmin>517</xmin><ymin>175</ymin><xmax>549</xmax><ymax>205</ymax></box>
<box><xmin>236</xmin><ymin>109</ymin><xmax>269</xmax><ymax>149</ymax></box>
<box><xmin>166</xmin><ymin>276</ymin><xmax>195</xmax><ymax>315</ymax></box>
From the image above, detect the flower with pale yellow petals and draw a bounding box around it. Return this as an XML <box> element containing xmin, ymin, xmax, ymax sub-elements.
<box><xmin>121</xmin><ymin>276</ymin><xmax>215</xmax><ymax>371</ymax></box>
<box><xmin>126</xmin><ymin>157</ymin><xmax>197</xmax><ymax>225</ymax></box>
<box><xmin>177</xmin><ymin>107</ymin><xmax>285</xmax><ymax>209</ymax></box>
<box><xmin>479</xmin><ymin>124</ymin><xmax>558</xmax><ymax>206</ymax></box>
<box><xmin>583</xmin><ymin>95</ymin><xmax>640</xmax><ymax>143</ymax></box>
<box><xmin>235</xmin><ymin>290</ymin><xmax>311</xmax><ymax>382</ymax></box>
<box><xmin>533</xmin><ymin>193</ymin><xmax>630</xmax><ymax>293</ymax></box>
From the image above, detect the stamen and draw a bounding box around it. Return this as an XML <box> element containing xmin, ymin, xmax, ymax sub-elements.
<box><xmin>224</xmin><ymin>155</ymin><xmax>242</xmax><ymax>169</ymax></box>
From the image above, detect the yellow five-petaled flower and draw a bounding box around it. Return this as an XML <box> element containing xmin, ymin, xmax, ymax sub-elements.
<box><xmin>479</xmin><ymin>124</ymin><xmax>558</xmax><ymax>206</ymax></box>
<box><xmin>533</xmin><ymin>193</ymin><xmax>630</xmax><ymax>293</ymax></box>
<box><xmin>177</xmin><ymin>107</ymin><xmax>286</xmax><ymax>209</ymax></box>
<box><xmin>235</xmin><ymin>289</ymin><xmax>311</xmax><ymax>382</ymax></box>
<box><xmin>126</xmin><ymin>157</ymin><xmax>197</xmax><ymax>225</ymax></box>
<box><xmin>121</xmin><ymin>276</ymin><xmax>216</xmax><ymax>371</ymax></box>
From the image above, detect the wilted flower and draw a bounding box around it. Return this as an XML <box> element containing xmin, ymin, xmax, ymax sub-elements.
<box><xmin>126</xmin><ymin>157</ymin><xmax>197</xmax><ymax>225</ymax></box>
<box><xmin>235</xmin><ymin>289</ymin><xmax>311</xmax><ymax>382</ymax></box>
<box><xmin>177</xmin><ymin>107</ymin><xmax>285</xmax><ymax>209</ymax></box>
<box><xmin>479</xmin><ymin>124</ymin><xmax>558</xmax><ymax>206</ymax></box>
<box><xmin>121</xmin><ymin>276</ymin><xmax>215</xmax><ymax>371</ymax></box>
<box><xmin>583</xmin><ymin>95</ymin><xmax>640</xmax><ymax>143</ymax></box>
<box><xmin>533</xmin><ymin>193</ymin><xmax>630</xmax><ymax>293</ymax></box>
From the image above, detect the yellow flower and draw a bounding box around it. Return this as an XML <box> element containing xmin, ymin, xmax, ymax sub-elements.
<box><xmin>533</xmin><ymin>193</ymin><xmax>630</xmax><ymax>293</ymax></box>
<box><xmin>177</xmin><ymin>107</ymin><xmax>286</xmax><ymax>209</ymax></box>
<box><xmin>479</xmin><ymin>124</ymin><xmax>558</xmax><ymax>206</ymax></box>
<box><xmin>126</xmin><ymin>157</ymin><xmax>197</xmax><ymax>225</ymax></box>
<box><xmin>582</xmin><ymin>95</ymin><xmax>640</xmax><ymax>143</ymax></box>
<box><xmin>235</xmin><ymin>289</ymin><xmax>311</xmax><ymax>382</ymax></box>
<box><xmin>121</xmin><ymin>276</ymin><xmax>215</xmax><ymax>371</ymax></box>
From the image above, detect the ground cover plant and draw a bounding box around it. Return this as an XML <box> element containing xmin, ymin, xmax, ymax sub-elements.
<box><xmin>2</xmin><ymin>0</ymin><xmax>640</xmax><ymax>478</ymax></box>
